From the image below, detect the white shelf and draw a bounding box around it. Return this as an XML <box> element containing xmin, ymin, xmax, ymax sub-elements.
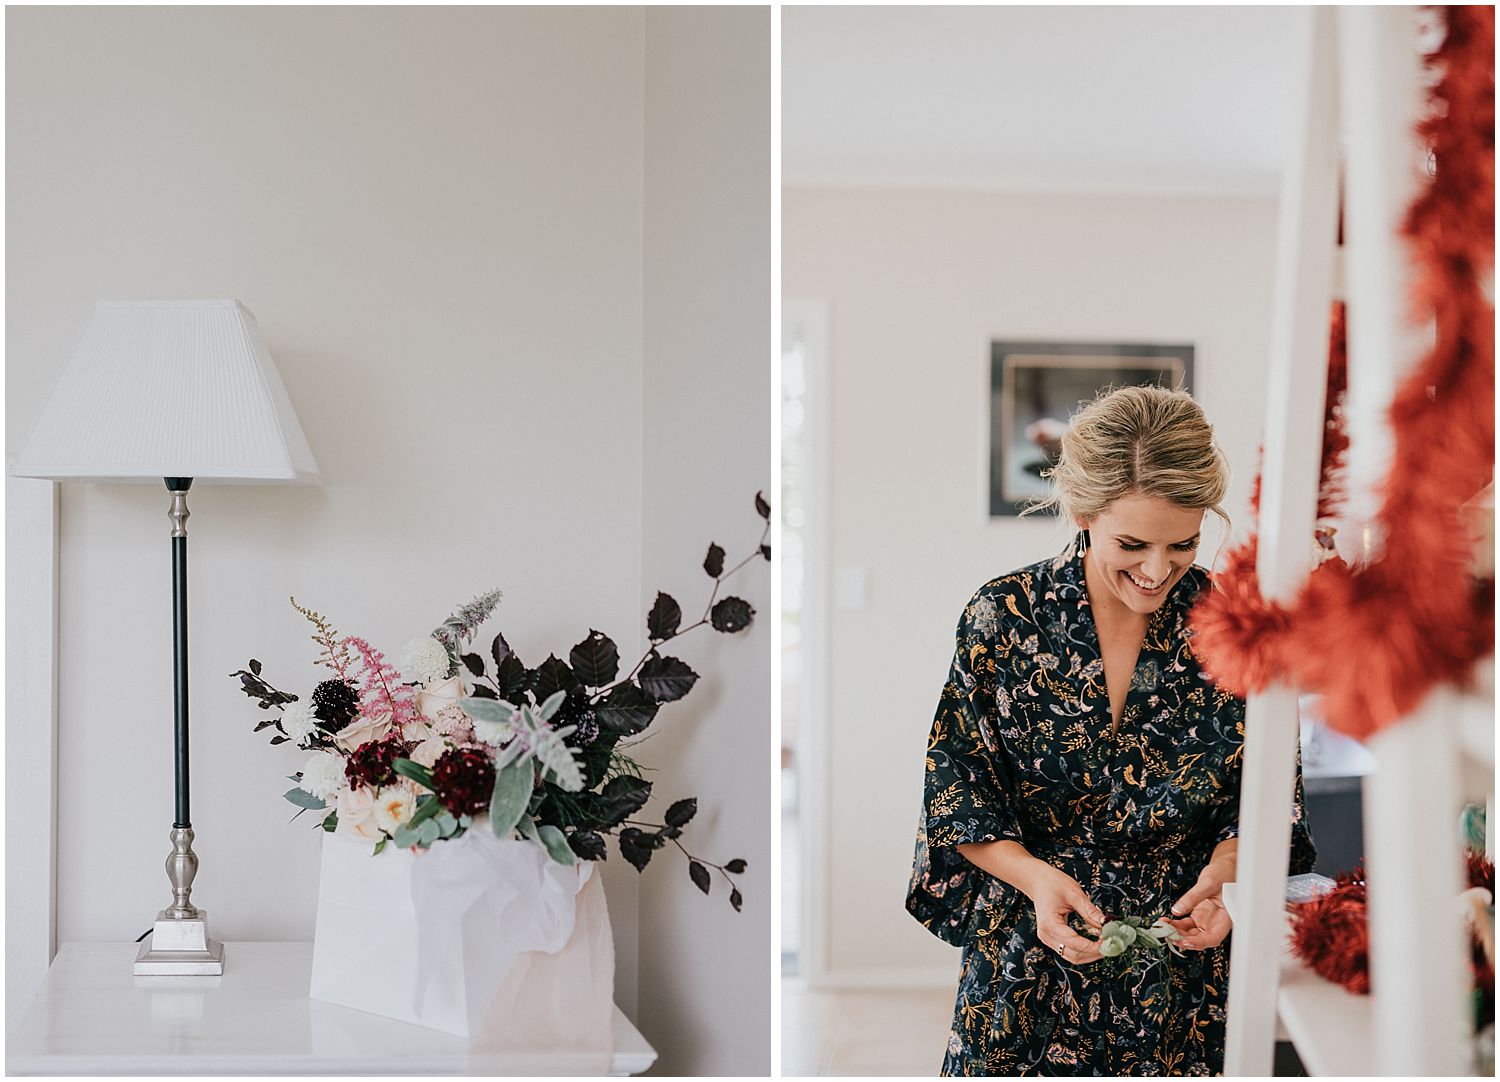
<box><xmin>1276</xmin><ymin>946</ymin><xmax>1375</xmax><ymax>1077</ymax></box>
<box><xmin>1222</xmin><ymin>882</ymin><xmax>1373</xmax><ymax>1074</ymax></box>
<box><xmin>7</xmin><ymin>942</ymin><xmax>656</xmax><ymax>1076</ymax></box>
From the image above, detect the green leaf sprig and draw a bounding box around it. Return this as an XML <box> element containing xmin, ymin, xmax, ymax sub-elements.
<box><xmin>1085</xmin><ymin>914</ymin><xmax>1184</xmax><ymax>978</ymax></box>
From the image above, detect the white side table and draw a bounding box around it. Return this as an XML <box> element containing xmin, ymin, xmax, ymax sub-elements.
<box><xmin>8</xmin><ymin>942</ymin><xmax>656</xmax><ymax>1076</ymax></box>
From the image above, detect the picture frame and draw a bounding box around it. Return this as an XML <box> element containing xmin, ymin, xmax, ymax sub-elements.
<box><xmin>989</xmin><ymin>340</ymin><xmax>1195</xmax><ymax>517</ymax></box>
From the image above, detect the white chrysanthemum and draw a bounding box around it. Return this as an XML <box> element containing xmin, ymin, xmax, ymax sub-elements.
<box><xmin>473</xmin><ymin>716</ymin><xmax>513</xmax><ymax>745</ymax></box>
<box><xmin>402</xmin><ymin>636</ymin><xmax>451</xmax><ymax>684</ymax></box>
<box><xmin>372</xmin><ymin>785</ymin><xmax>416</xmax><ymax>833</ymax></box>
<box><xmin>281</xmin><ymin>702</ymin><xmax>318</xmax><ymax>745</ymax></box>
<box><xmin>298</xmin><ymin>752</ymin><xmax>346</xmax><ymax>802</ymax></box>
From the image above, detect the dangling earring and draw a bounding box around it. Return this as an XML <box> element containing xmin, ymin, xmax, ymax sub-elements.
<box><xmin>1076</xmin><ymin>529</ymin><xmax>1090</xmax><ymax>559</ymax></box>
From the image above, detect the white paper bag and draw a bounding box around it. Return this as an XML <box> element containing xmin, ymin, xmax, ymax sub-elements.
<box><xmin>309</xmin><ymin>828</ymin><xmax>614</xmax><ymax>1063</ymax></box>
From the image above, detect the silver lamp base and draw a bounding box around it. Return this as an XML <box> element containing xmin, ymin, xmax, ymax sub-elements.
<box><xmin>134</xmin><ymin>909</ymin><xmax>225</xmax><ymax>975</ymax></box>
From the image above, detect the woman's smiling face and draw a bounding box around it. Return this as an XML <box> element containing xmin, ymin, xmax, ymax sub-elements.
<box><xmin>1078</xmin><ymin>494</ymin><xmax>1204</xmax><ymax>616</ymax></box>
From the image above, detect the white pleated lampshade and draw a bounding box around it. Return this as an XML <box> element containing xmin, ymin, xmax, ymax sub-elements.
<box><xmin>11</xmin><ymin>299</ymin><xmax>321</xmax><ymax>484</ymax></box>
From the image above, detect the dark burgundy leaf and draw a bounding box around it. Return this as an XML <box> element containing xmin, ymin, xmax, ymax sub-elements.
<box><xmin>468</xmin><ymin>683</ymin><xmax>498</xmax><ymax>700</ymax></box>
<box><xmin>569</xmin><ymin>630</ymin><xmax>620</xmax><ymax>687</ymax></box>
<box><xmin>730</xmin><ymin>887</ymin><xmax>743</xmax><ymax>912</ymax></box>
<box><xmin>638</xmin><ymin>655</ymin><xmax>699</xmax><ymax>703</ymax></box>
<box><xmin>491</xmin><ymin>631</ymin><xmax>512</xmax><ymax>668</ymax></box>
<box><xmin>496</xmin><ymin>654</ymin><xmax>527</xmax><ymax>697</ymax></box>
<box><xmin>531</xmin><ymin>655</ymin><xmax>582</xmax><ymax>702</ymax></box>
<box><xmin>254</xmin><ymin>717</ymin><xmax>280</xmax><ymax>732</ymax></box>
<box><xmin>249</xmin><ymin>658</ymin><xmax>263</xmax><ymax>676</ymax></box>
<box><xmin>703</xmin><ymin>543</ymin><xmax>725</xmax><ymax>578</ymax></box>
<box><xmin>664</xmin><ymin>798</ymin><xmax>697</xmax><ymax>828</ymax></box>
<box><xmin>647</xmin><ymin>592</ymin><xmax>682</xmax><ymax>641</ymax></box>
<box><xmin>710</xmin><ymin>597</ymin><xmax>755</xmax><ymax>633</ymax></box>
<box><xmin>760</xmin><ymin>543</ymin><xmax>771</xmax><ymax>561</ymax></box>
<box><xmin>619</xmin><ymin>827</ymin><xmax>654</xmax><ymax>872</ymax></box>
<box><xmin>594</xmin><ymin>775</ymin><xmax>652</xmax><ymax>826</ymax></box>
<box><xmin>461</xmin><ymin>652</ymin><xmax>486</xmax><ymax>678</ymax></box>
<box><xmin>596</xmin><ymin>682</ymin><xmax>659</xmax><ymax>734</ymax></box>
<box><xmin>231</xmin><ymin>666</ymin><xmax>298</xmax><ymax>711</ymax></box>
<box><xmin>569</xmin><ymin>830</ymin><xmax>608</xmax><ymax>862</ymax></box>
<box><xmin>269</xmin><ymin>735</ymin><xmax>289</xmax><ymax>745</ymax></box>
<box><xmin>725</xmin><ymin>858</ymin><xmax>748</xmax><ymax>874</ymax></box>
<box><xmin>755</xmin><ymin>491</ymin><xmax>770</xmax><ymax>520</ymax></box>
<box><xmin>689</xmin><ymin>860</ymin><xmax>711</xmax><ymax>895</ymax></box>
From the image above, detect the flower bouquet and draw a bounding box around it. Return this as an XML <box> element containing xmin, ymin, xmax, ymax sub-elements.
<box><xmin>231</xmin><ymin>493</ymin><xmax>769</xmax><ymax>1041</ymax></box>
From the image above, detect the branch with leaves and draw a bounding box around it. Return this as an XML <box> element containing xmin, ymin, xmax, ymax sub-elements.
<box><xmin>231</xmin><ymin>491</ymin><xmax>770</xmax><ymax>912</ymax></box>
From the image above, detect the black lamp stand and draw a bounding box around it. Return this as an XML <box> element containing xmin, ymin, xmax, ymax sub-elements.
<box><xmin>133</xmin><ymin>477</ymin><xmax>225</xmax><ymax>975</ymax></box>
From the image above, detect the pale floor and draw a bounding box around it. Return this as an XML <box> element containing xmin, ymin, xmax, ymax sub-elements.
<box><xmin>782</xmin><ymin>980</ymin><xmax>953</xmax><ymax>1077</ymax></box>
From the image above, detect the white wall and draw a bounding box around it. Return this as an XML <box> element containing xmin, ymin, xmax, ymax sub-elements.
<box><xmin>783</xmin><ymin>185</ymin><xmax>1280</xmax><ymax>980</ymax></box>
<box><xmin>7</xmin><ymin>8</ymin><xmax>767</xmax><ymax>1065</ymax></box>
<box><xmin>639</xmin><ymin>8</ymin><xmax>772</xmax><ymax>1075</ymax></box>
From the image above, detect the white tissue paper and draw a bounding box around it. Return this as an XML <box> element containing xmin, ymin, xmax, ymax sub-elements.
<box><xmin>309</xmin><ymin>829</ymin><xmax>614</xmax><ymax>1064</ymax></box>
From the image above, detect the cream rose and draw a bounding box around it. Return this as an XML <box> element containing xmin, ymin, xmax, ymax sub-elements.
<box><xmin>333</xmin><ymin>707</ymin><xmax>394</xmax><ymax>752</ymax></box>
<box><xmin>417</xmin><ymin>674</ymin><xmax>470</xmax><ymax>722</ymax></box>
<box><xmin>335</xmin><ymin>785</ymin><xmax>382</xmax><ymax>842</ymax></box>
<box><xmin>411</xmin><ymin>732</ymin><xmax>449</xmax><ymax>768</ymax></box>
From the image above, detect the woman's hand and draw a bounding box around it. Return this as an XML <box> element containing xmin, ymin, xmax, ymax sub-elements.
<box><xmin>1164</xmin><ymin>847</ymin><xmax>1236</xmax><ymax>950</ymax></box>
<box><xmin>1022</xmin><ymin>863</ymin><xmax>1108</xmax><ymax>965</ymax></box>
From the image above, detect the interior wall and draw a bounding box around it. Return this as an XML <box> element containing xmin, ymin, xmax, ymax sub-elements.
<box><xmin>639</xmin><ymin>7</ymin><xmax>773</xmax><ymax>1075</ymax></box>
<box><xmin>783</xmin><ymin>185</ymin><xmax>1280</xmax><ymax>980</ymax></box>
<box><xmin>6</xmin><ymin>2</ymin><xmax>655</xmax><ymax>1017</ymax></box>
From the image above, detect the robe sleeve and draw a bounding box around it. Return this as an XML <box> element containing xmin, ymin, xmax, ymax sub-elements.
<box><xmin>906</xmin><ymin>589</ymin><xmax>1027</xmax><ymax>946</ymax></box>
<box><xmin>1210</xmin><ymin>712</ymin><xmax>1318</xmax><ymax>876</ymax></box>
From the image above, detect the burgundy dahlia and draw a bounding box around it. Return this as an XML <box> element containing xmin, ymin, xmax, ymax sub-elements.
<box><xmin>344</xmin><ymin>735</ymin><xmax>412</xmax><ymax>791</ymax></box>
<box><xmin>311</xmin><ymin>679</ymin><xmax>359</xmax><ymax>733</ymax></box>
<box><xmin>430</xmin><ymin>747</ymin><xmax>496</xmax><ymax>816</ymax></box>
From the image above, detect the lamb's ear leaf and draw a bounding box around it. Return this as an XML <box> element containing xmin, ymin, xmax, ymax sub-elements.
<box><xmin>460</xmin><ymin>697</ymin><xmax>516</xmax><ymax>724</ymax></box>
<box><xmin>488</xmin><ymin>759</ymin><xmax>533</xmax><ymax>838</ymax></box>
<box><xmin>536</xmin><ymin>824</ymin><xmax>576</xmax><ymax>866</ymax></box>
<box><xmin>538</xmin><ymin>689</ymin><xmax>568</xmax><ymax>721</ymax></box>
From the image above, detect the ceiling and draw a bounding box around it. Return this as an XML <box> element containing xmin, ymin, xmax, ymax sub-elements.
<box><xmin>783</xmin><ymin>6</ymin><xmax>1303</xmax><ymax>196</ymax></box>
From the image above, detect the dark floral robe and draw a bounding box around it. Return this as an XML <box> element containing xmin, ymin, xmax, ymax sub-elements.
<box><xmin>907</xmin><ymin>542</ymin><xmax>1316</xmax><ymax>1076</ymax></box>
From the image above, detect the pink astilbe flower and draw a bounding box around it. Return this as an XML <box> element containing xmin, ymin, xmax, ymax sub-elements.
<box><xmin>343</xmin><ymin>636</ymin><xmax>419</xmax><ymax>735</ymax></box>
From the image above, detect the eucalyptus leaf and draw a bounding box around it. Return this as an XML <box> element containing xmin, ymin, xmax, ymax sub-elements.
<box><xmin>284</xmin><ymin>787</ymin><xmax>327</xmax><ymax>810</ymax></box>
<box><xmin>418</xmin><ymin>818</ymin><xmax>441</xmax><ymax>845</ymax></box>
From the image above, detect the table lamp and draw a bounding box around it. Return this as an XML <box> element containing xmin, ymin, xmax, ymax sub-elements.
<box><xmin>11</xmin><ymin>299</ymin><xmax>320</xmax><ymax>975</ymax></box>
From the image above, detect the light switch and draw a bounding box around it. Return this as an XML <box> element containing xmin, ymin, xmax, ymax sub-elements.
<box><xmin>836</xmin><ymin>566</ymin><xmax>868</xmax><ymax>610</ymax></box>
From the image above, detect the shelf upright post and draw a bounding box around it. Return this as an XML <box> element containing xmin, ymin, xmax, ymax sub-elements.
<box><xmin>1338</xmin><ymin>7</ymin><xmax>1471</xmax><ymax>1074</ymax></box>
<box><xmin>1222</xmin><ymin>6</ymin><xmax>1340</xmax><ymax>1076</ymax></box>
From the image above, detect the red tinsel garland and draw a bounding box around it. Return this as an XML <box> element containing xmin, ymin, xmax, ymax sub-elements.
<box><xmin>1191</xmin><ymin>6</ymin><xmax>1496</xmax><ymax>740</ymax></box>
<box><xmin>1290</xmin><ymin>855</ymin><xmax>1495</xmax><ymax>1023</ymax></box>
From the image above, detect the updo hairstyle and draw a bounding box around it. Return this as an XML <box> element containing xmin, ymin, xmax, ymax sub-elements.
<box><xmin>1027</xmin><ymin>384</ymin><xmax>1231</xmax><ymax>528</ymax></box>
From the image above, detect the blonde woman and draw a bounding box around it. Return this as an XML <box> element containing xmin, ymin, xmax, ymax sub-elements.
<box><xmin>907</xmin><ymin>385</ymin><xmax>1315</xmax><ymax>1076</ymax></box>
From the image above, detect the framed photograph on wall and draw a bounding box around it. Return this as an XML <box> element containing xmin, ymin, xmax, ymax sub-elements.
<box><xmin>989</xmin><ymin>340</ymin><xmax>1194</xmax><ymax>517</ymax></box>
